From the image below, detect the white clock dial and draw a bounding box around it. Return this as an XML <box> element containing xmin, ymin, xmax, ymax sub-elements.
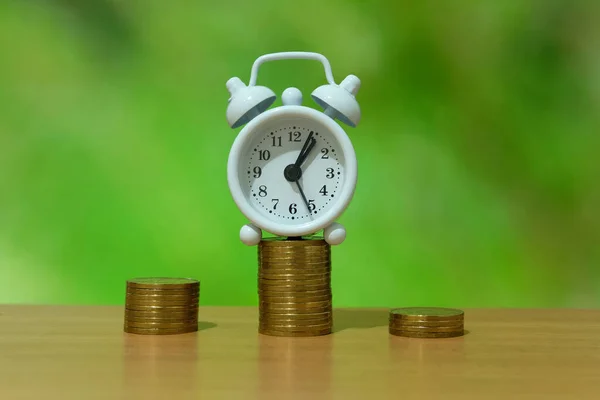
<box><xmin>228</xmin><ymin>106</ymin><xmax>357</xmax><ymax>237</ymax></box>
<box><xmin>243</xmin><ymin>125</ymin><xmax>342</xmax><ymax>224</ymax></box>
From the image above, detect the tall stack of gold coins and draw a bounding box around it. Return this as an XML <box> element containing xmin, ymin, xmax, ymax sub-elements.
<box><xmin>389</xmin><ymin>307</ymin><xmax>464</xmax><ymax>338</ymax></box>
<box><xmin>258</xmin><ymin>237</ymin><xmax>332</xmax><ymax>337</ymax></box>
<box><xmin>124</xmin><ymin>277</ymin><xmax>200</xmax><ymax>335</ymax></box>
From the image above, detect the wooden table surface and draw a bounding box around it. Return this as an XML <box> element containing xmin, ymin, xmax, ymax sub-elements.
<box><xmin>1</xmin><ymin>306</ymin><xmax>599</xmax><ymax>399</ymax></box>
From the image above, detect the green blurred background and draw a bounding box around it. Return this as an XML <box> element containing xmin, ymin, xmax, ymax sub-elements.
<box><xmin>1</xmin><ymin>0</ymin><xmax>598</xmax><ymax>307</ymax></box>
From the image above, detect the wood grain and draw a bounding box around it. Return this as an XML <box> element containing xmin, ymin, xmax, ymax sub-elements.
<box><xmin>0</xmin><ymin>306</ymin><xmax>599</xmax><ymax>399</ymax></box>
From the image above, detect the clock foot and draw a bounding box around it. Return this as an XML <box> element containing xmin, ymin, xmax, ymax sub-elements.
<box><xmin>240</xmin><ymin>224</ymin><xmax>262</xmax><ymax>246</ymax></box>
<box><xmin>324</xmin><ymin>222</ymin><xmax>346</xmax><ymax>245</ymax></box>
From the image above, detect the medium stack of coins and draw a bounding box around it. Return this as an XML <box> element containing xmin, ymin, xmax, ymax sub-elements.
<box><xmin>124</xmin><ymin>277</ymin><xmax>200</xmax><ymax>335</ymax></box>
<box><xmin>258</xmin><ymin>237</ymin><xmax>332</xmax><ymax>337</ymax></box>
<box><xmin>389</xmin><ymin>307</ymin><xmax>464</xmax><ymax>338</ymax></box>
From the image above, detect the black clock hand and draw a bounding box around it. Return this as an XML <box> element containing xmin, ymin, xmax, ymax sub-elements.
<box><xmin>295</xmin><ymin>180</ymin><xmax>311</xmax><ymax>213</ymax></box>
<box><xmin>294</xmin><ymin>132</ymin><xmax>316</xmax><ymax>168</ymax></box>
<box><xmin>284</xmin><ymin>132</ymin><xmax>316</xmax><ymax>183</ymax></box>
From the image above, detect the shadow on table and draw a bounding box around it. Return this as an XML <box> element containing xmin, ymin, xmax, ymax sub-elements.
<box><xmin>197</xmin><ymin>321</ymin><xmax>217</xmax><ymax>331</ymax></box>
<box><xmin>333</xmin><ymin>309</ymin><xmax>388</xmax><ymax>333</ymax></box>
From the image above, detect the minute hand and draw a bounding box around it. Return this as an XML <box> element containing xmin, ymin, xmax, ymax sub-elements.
<box><xmin>294</xmin><ymin>133</ymin><xmax>316</xmax><ymax>168</ymax></box>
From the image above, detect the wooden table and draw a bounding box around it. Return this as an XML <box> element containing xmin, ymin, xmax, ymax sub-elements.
<box><xmin>1</xmin><ymin>306</ymin><xmax>599</xmax><ymax>399</ymax></box>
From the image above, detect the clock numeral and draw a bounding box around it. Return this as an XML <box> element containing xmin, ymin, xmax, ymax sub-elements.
<box><xmin>259</xmin><ymin>150</ymin><xmax>271</xmax><ymax>161</ymax></box>
<box><xmin>271</xmin><ymin>136</ymin><xmax>282</xmax><ymax>147</ymax></box>
<box><xmin>258</xmin><ymin>185</ymin><xmax>267</xmax><ymax>197</ymax></box>
<box><xmin>308</xmin><ymin>199</ymin><xmax>316</xmax><ymax>212</ymax></box>
<box><xmin>325</xmin><ymin>168</ymin><xmax>334</xmax><ymax>179</ymax></box>
<box><xmin>271</xmin><ymin>198</ymin><xmax>279</xmax><ymax>209</ymax></box>
<box><xmin>288</xmin><ymin>131</ymin><xmax>301</xmax><ymax>142</ymax></box>
<box><xmin>253</xmin><ymin>166</ymin><xmax>262</xmax><ymax>178</ymax></box>
<box><xmin>289</xmin><ymin>203</ymin><xmax>298</xmax><ymax>214</ymax></box>
<box><xmin>319</xmin><ymin>185</ymin><xmax>328</xmax><ymax>196</ymax></box>
<box><xmin>321</xmin><ymin>148</ymin><xmax>329</xmax><ymax>159</ymax></box>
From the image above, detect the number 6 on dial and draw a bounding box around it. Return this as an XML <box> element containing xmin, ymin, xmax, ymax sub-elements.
<box><xmin>225</xmin><ymin>52</ymin><xmax>361</xmax><ymax>246</ymax></box>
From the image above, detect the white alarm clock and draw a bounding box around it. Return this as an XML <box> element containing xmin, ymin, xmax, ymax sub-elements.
<box><xmin>225</xmin><ymin>52</ymin><xmax>361</xmax><ymax>246</ymax></box>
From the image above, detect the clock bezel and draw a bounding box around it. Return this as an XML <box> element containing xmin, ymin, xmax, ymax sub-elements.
<box><xmin>227</xmin><ymin>105</ymin><xmax>357</xmax><ymax>237</ymax></box>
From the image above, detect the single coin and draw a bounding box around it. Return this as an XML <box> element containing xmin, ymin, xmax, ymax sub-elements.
<box><xmin>125</xmin><ymin>303</ymin><xmax>199</xmax><ymax>311</ymax></box>
<box><xmin>389</xmin><ymin>329</ymin><xmax>464</xmax><ymax>338</ymax></box>
<box><xmin>258</xmin><ymin>293</ymin><xmax>332</xmax><ymax>300</ymax></box>
<box><xmin>124</xmin><ymin>316</ymin><xmax>198</xmax><ymax>324</ymax></box>
<box><xmin>126</xmin><ymin>286</ymin><xmax>199</xmax><ymax>294</ymax></box>
<box><xmin>259</xmin><ymin>250</ymin><xmax>329</xmax><ymax>256</ymax></box>
<box><xmin>259</xmin><ymin>310</ymin><xmax>331</xmax><ymax>318</ymax></box>
<box><xmin>259</xmin><ymin>328</ymin><xmax>332</xmax><ymax>337</ymax></box>
<box><xmin>259</xmin><ymin>300</ymin><xmax>332</xmax><ymax>308</ymax></box>
<box><xmin>125</xmin><ymin>291</ymin><xmax>199</xmax><ymax>299</ymax></box>
<box><xmin>259</xmin><ymin>325</ymin><xmax>332</xmax><ymax>333</ymax></box>
<box><xmin>258</xmin><ymin>293</ymin><xmax>331</xmax><ymax>301</ymax></box>
<box><xmin>258</xmin><ymin>252</ymin><xmax>329</xmax><ymax>260</ymax></box>
<box><xmin>125</xmin><ymin>296</ymin><xmax>200</xmax><ymax>305</ymax></box>
<box><xmin>389</xmin><ymin>317</ymin><xmax>463</xmax><ymax>325</ymax></box>
<box><xmin>389</xmin><ymin>324</ymin><xmax>464</xmax><ymax>333</ymax></box>
<box><xmin>260</xmin><ymin>317</ymin><xmax>332</xmax><ymax>325</ymax></box>
<box><xmin>258</xmin><ymin>277</ymin><xmax>330</xmax><ymax>285</ymax></box>
<box><xmin>258</xmin><ymin>283</ymin><xmax>329</xmax><ymax>291</ymax></box>
<box><xmin>127</xmin><ymin>277</ymin><xmax>200</xmax><ymax>290</ymax></box>
<box><xmin>259</xmin><ymin>238</ymin><xmax>328</xmax><ymax>248</ymax></box>
<box><xmin>259</xmin><ymin>269</ymin><xmax>331</xmax><ymax>276</ymax></box>
<box><xmin>258</xmin><ymin>315</ymin><xmax>333</xmax><ymax>326</ymax></box>
<box><xmin>390</xmin><ymin>307</ymin><xmax>464</xmax><ymax>320</ymax></box>
<box><xmin>124</xmin><ymin>325</ymin><xmax>198</xmax><ymax>335</ymax></box>
<box><xmin>124</xmin><ymin>310</ymin><xmax>198</xmax><ymax>319</ymax></box>
<box><xmin>125</xmin><ymin>299</ymin><xmax>199</xmax><ymax>307</ymax></box>
<box><xmin>259</xmin><ymin>271</ymin><xmax>330</xmax><ymax>278</ymax></box>
<box><xmin>260</xmin><ymin>307</ymin><xmax>332</xmax><ymax>315</ymax></box>
<box><xmin>124</xmin><ymin>320</ymin><xmax>198</xmax><ymax>329</ymax></box>
<box><xmin>389</xmin><ymin>319</ymin><xmax>464</xmax><ymax>327</ymax></box>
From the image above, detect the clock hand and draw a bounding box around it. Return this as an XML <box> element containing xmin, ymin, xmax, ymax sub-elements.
<box><xmin>294</xmin><ymin>132</ymin><xmax>316</xmax><ymax>168</ymax></box>
<box><xmin>295</xmin><ymin>180</ymin><xmax>311</xmax><ymax>213</ymax></box>
<box><xmin>284</xmin><ymin>132</ymin><xmax>316</xmax><ymax>183</ymax></box>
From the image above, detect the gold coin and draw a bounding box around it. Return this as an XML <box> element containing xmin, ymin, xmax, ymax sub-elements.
<box><xmin>258</xmin><ymin>276</ymin><xmax>330</xmax><ymax>284</ymax></box>
<box><xmin>127</xmin><ymin>277</ymin><xmax>200</xmax><ymax>290</ymax></box>
<box><xmin>124</xmin><ymin>320</ymin><xmax>198</xmax><ymax>328</ymax></box>
<box><xmin>259</xmin><ymin>310</ymin><xmax>331</xmax><ymax>318</ymax></box>
<box><xmin>258</xmin><ymin>284</ymin><xmax>329</xmax><ymax>292</ymax></box>
<box><xmin>258</xmin><ymin>314</ymin><xmax>333</xmax><ymax>325</ymax></box>
<box><xmin>259</xmin><ymin>269</ymin><xmax>331</xmax><ymax>276</ymax></box>
<box><xmin>125</xmin><ymin>298</ymin><xmax>199</xmax><ymax>307</ymax></box>
<box><xmin>259</xmin><ymin>272</ymin><xmax>330</xmax><ymax>278</ymax></box>
<box><xmin>259</xmin><ymin>295</ymin><xmax>332</xmax><ymax>303</ymax></box>
<box><xmin>125</xmin><ymin>303</ymin><xmax>199</xmax><ymax>311</ymax></box>
<box><xmin>124</xmin><ymin>312</ymin><xmax>198</xmax><ymax>322</ymax></box>
<box><xmin>390</xmin><ymin>307</ymin><xmax>464</xmax><ymax>320</ymax></box>
<box><xmin>258</xmin><ymin>306</ymin><xmax>332</xmax><ymax>318</ymax></box>
<box><xmin>389</xmin><ymin>320</ymin><xmax>464</xmax><ymax>328</ymax></box>
<box><xmin>259</xmin><ymin>328</ymin><xmax>331</xmax><ymax>337</ymax></box>
<box><xmin>389</xmin><ymin>329</ymin><xmax>464</xmax><ymax>338</ymax></box>
<box><xmin>124</xmin><ymin>325</ymin><xmax>198</xmax><ymax>335</ymax></box>
<box><xmin>259</xmin><ymin>319</ymin><xmax>331</xmax><ymax>327</ymax></box>
<box><xmin>258</xmin><ymin>251</ymin><xmax>329</xmax><ymax>258</ymax></box>
<box><xmin>259</xmin><ymin>237</ymin><xmax>328</xmax><ymax>247</ymax></box>
<box><xmin>389</xmin><ymin>316</ymin><xmax>463</xmax><ymax>324</ymax></box>
<box><xmin>258</xmin><ymin>301</ymin><xmax>332</xmax><ymax>313</ymax></box>
<box><xmin>389</xmin><ymin>324</ymin><xmax>463</xmax><ymax>332</ymax></box>
<box><xmin>125</xmin><ymin>293</ymin><xmax>199</xmax><ymax>301</ymax></box>
<box><xmin>125</xmin><ymin>290</ymin><xmax>199</xmax><ymax>298</ymax></box>
<box><xmin>259</xmin><ymin>323</ymin><xmax>332</xmax><ymax>331</ymax></box>
<box><xmin>126</xmin><ymin>286</ymin><xmax>199</xmax><ymax>294</ymax></box>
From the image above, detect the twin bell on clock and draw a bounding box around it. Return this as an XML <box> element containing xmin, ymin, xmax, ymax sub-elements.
<box><xmin>225</xmin><ymin>52</ymin><xmax>361</xmax><ymax>246</ymax></box>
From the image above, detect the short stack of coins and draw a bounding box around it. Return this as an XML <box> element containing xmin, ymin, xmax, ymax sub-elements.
<box><xmin>124</xmin><ymin>277</ymin><xmax>200</xmax><ymax>335</ymax></box>
<box><xmin>258</xmin><ymin>237</ymin><xmax>332</xmax><ymax>337</ymax></box>
<box><xmin>389</xmin><ymin>307</ymin><xmax>464</xmax><ymax>338</ymax></box>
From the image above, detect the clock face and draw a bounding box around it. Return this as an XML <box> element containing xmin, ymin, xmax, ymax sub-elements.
<box><xmin>228</xmin><ymin>106</ymin><xmax>357</xmax><ymax>236</ymax></box>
